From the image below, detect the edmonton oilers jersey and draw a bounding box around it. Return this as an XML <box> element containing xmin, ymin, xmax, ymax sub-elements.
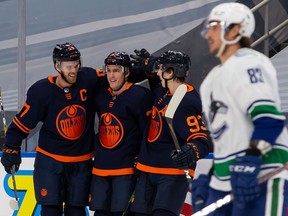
<box><xmin>136</xmin><ymin>83</ymin><xmax>209</xmax><ymax>176</ymax></box>
<box><xmin>5</xmin><ymin>67</ymin><xmax>107</xmax><ymax>162</ymax></box>
<box><xmin>92</xmin><ymin>83</ymin><xmax>153</xmax><ymax>176</ymax></box>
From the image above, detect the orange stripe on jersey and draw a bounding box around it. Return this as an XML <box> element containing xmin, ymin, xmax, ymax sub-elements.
<box><xmin>136</xmin><ymin>162</ymin><xmax>195</xmax><ymax>177</ymax></box>
<box><xmin>187</xmin><ymin>132</ymin><xmax>207</xmax><ymax>141</ymax></box>
<box><xmin>36</xmin><ymin>146</ymin><xmax>95</xmax><ymax>162</ymax></box>
<box><xmin>13</xmin><ymin>117</ymin><xmax>31</xmax><ymax>134</ymax></box>
<box><xmin>92</xmin><ymin>167</ymin><xmax>134</xmax><ymax>176</ymax></box>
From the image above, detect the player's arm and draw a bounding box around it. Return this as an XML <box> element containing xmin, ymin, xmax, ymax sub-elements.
<box><xmin>248</xmin><ymin>100</ymin><xmax>286</xmax><ymax>155</ymax></box>
<box><xmin>1</xmin><ymin>84</ymin><xmax>45</xmax><ymax>173</ymax></box>
<box><xmin>171</xmin><ymin>93</ymin><xmax>209</xmax><ymax>170</ymax></box>
<box><xmin>229</xmin><ymin>101</ymin><xmax>286</xmax><ymax>203</ymax></box>
<box><xmin>129</xmin><ymin>48</ymin><xmax>161</xmax><ymax>93</ymax></box>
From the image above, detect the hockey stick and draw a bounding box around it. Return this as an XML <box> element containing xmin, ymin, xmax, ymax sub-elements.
<box><xmin>0</xmin><ymin>88</ymin><xmax>19</xmax><ymax>210</ymax></box>
<box><xmin>9</xmin><ymin>165</ymin><xmax>19</xmax><ymax>210</ymax></box>
<box><xmin>165</xmin><ymin>84</ymin><xmax>192</xmax><ymax>182</ymax></box>
<box><xmin>192</xmin><ymin>162</ymin><xmax>288</xmax><ymax>216</ymax></box>
<box><xmin>0</xmin><ymin>87</ymin><xmax>7</xmax><ymax>134</ymax></box>
<box><xmin>122</xmin><ymin>192</ymin><xmax>134</xmax><ymax>216</ymax></box>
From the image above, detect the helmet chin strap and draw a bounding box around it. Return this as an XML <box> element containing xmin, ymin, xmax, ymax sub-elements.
<box><xmin>216</xmin><ymin>27</ymin><xmax>242</xmax><ymax>58</ymax></box>
<box><xmin>162</xmin><ymin>71</ymin><xmax>173</xmax><ymax>89</ymax></box>
<box><xmin>113</xmin><ymin>79</ymin><xmax>127</xmax><ymax>93</ymax></box>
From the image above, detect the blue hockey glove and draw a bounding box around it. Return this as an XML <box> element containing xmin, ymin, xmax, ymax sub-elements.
<box><xmin>171</xmin><ymin>143</ymin><xmax>200</xmax><ymax>170</ymax></box>
<box><xmin>192</xmin><ymin>174</ymin><xmax>210</xmax><ymax>212</ymax></box>
<box><xmin>229</xmin><ymin>156</ymin><xmax>262</xmax><ymax>204</ymax></box>
<box><xmin>1</xmin><ymin>145</ymin><xmax>21</xmax><ymax>174</ymax></box>
<box><xmin>130</xmin><ymin>48</ymin><xmax>157</xmax><ymax>74</ymax></box>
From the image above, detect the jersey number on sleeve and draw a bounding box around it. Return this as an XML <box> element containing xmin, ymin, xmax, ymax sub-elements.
<box><xmin>247</xmin><ymin>68</ymin><xmax>264</xmax><ymax>84</ymax></box>
<box><xmin>187</xmin><ymin>115</ymin><xmax>206</xmax><ymax>133</ymax></box>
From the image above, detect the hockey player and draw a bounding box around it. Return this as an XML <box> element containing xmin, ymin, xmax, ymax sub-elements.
<box><xmin>193</xmin><ymin>2</ymin><xmax>288</xmax><ymax>215</ymax></box>
<box><xmin>130</xmin><ymin>50</ymin><xmax>209</xmax><ymax>216</ymax></box>
<box><xmin>1</xmin><ymin>42</ymin><xmax>107</xmax><ymax>216</ymax></box>
<box><xmin>89</xmin><ymin>52</ymin><xmax>153</xmax><ymax>216</ymax></box>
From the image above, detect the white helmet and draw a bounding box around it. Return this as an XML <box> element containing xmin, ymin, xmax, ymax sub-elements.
<box><xmin>208</xmin><ymin>2</ymin><xmax>255</xmax><ymax>38</ymax></box>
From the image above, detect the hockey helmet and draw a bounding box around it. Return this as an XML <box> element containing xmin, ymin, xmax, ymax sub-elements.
<box><xmin>53</xmin><ymin>42</ymin><xmax>81</xmax><ymax>64</ymax></box>
<box><xmin>104</xmin><ymin>52</ymin><xmax>131</xmax><ymax>74</ymax></box>
<box><xmin>105</xmin><ymin>52</ymin><xmax>131</xmax><ymax>67</ymax></box>
<box><xmin>155</xmin><ymin>51</ymin><xmax>190</xmax><ymax>78</ymax></box>
<box><xmin>205</xmin><ymin>2</ymin><xmax>255</xmax><ymax>38</ymax></box>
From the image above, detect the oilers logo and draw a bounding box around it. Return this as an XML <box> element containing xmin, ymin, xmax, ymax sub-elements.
<box><xmin>147</xmin><ymin>106</ymin><xmax>165</xmax><ymax>142</ymax></box>
<box><xmin>56</xmin><ymin>105</ymin><xmax>86</xmax><ymax>140</ymax></box>
<box><xmin>99</xmin><ymin>113</ymin><xmax>124</xmax><ymax>149</ymax></box>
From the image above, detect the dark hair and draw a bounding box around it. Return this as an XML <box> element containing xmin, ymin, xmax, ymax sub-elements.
<box><xmin>239</xmin><ymin>37</ymin><xmax>253</xmax><ymax>48</ymax></box>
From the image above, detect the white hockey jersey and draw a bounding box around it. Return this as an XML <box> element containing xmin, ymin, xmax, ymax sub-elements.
<box><xmin>200</xmin><ymin>48</ymin><xmax>288</xmax><ymax>191</ymax></box>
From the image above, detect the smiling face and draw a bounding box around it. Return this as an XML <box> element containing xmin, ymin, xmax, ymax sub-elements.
<box><xmin>105</xmin><ymin>65</ymin><xmax>128</xmax><ymax>92</ymax></box>
<box><xmin>203</xmin><ymin>21</ymin><xmax>224</xmax><ymax>55</ymax></box>
<box><xmin>56</xmin><ymin>60</ymin><xmax>80</xmax><ymax>86</ymax></box>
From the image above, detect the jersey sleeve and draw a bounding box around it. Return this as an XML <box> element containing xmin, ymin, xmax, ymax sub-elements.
<box><xmin>173</xmin><ymin>87</ymin><xmax>209</xmax><ymax>159</ymax></box>
<box><xmin>5</xmin><ymin>82</ymin><xmax>47</xmax><ymax>148</ymax></box>
<box><xmin>129</xmin><ymin>87</ymin><xmax>153</xmax><ymax>132</ymax></box>
<box><xmin>229</xmin><ymin>55</ymin><xmax>286</xmax><ymax>145</ymax></box>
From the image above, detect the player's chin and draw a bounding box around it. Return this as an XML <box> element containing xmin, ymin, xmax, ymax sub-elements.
<box><xmin>68</xmin><ymin>77</ymin><xmax>77</xmax><ymax>84</ymax></box>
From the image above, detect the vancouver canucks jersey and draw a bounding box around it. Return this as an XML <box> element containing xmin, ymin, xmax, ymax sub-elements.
<box><xmin>92</xmin><ymin>83</ymin><xmax>153</xmax><ymax>176</ymax></box>
<box><xmin>200</xmin><ymin>48</ymin><xmax>288</xmax><ymax>191</ymax></box>
<box><xmin>5</xmin><ymin>67</ymin><xmax>107</xmax><ymax>162</ymax></box>
<box><xmin>136</xmin><ymin>83</ymin><xmax>209</xmax><ymax>176</ymax></box>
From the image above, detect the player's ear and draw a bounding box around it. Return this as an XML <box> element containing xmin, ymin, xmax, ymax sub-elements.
<box><xmin>55</xmin><ymin>62</ymin><xmax>61</xmax><ymax>73</ymax></box>
<box><xmin>125</xmin><ymin>70</ymin><xmax>130</xmax><ymax>80</ymax></box>
<box><xmin>227</xmin><ymin>24</ymin><xmax>241</xmax><ymax>40</ymax></box>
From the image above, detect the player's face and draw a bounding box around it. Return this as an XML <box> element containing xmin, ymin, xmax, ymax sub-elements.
<box><xmin>156</xmin><ymin>65</ymin><xmax>173</xmax><ymax>88</ymax></box>
<box><xmin>58</xmin><ymin>61</ymin><xmax>80</xmax><ymax>84</ymax></box>
<box><xmin>203</xmin><ymin>21</ymin><xmax>223</xmax><ymax>55</ymax></box>
<box><xmin>105</xmin><ymin>65</ymin><xmax>126</xmax><ymax>91</ymax></box>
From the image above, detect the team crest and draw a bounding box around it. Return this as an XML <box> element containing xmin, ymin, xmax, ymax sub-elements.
<box><xmin>209</xmin><ymin>93</ymin><xmax>228</xmax><ymax>140</ymax></box>
<box><xmin>56</xmin><ymin>105</ymin><xmax>86</xmax><ymax>140</ymax></box>
<box><xmin>147</xmin><ymin>106</ymin><xmax>163</xmax><ymax>142</ymax></box>
<box><xmin>98</xmin><ymin>113</ymin><xmax>124</xmax><ymax>149</ymax></box>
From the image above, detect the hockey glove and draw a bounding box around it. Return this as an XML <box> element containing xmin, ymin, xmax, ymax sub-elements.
<box><xmin>171</xmin><ymin>143</ymin><xmax>200</xmax><ymax>170</ymax></box>
<box><xmin>1</xmin><ymin>145</ymin><xmax>21</xmax><ymax>174</ymax></box>
<box><xmin>192</xmin><ymin>174</ymin><xmax>210</xmax><ymax>212</ymax></box>
<box><xmin>229</xmin><ymin>155</ymin><xmax>262</xmax><ymax>204</ymax></box>
<box><xmin>130</xmin><ymin>48</ymin><xmax>157</xmax><ymax>74</ymax></box>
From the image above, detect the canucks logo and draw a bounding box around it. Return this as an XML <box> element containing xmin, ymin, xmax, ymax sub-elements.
<box><xmin>209</xmin><ymin>93</ymin><xmax>228</xmax><ymax>140</ymax></box>
<box><xmin>56</xmin><ymin>105</ymin><xmax>86</xmax><ymax>140</ymax></box>
<box><xmin>99</xmin><ymin>113</ymin><xmax>124</xmax><ymax>149</ymax></box>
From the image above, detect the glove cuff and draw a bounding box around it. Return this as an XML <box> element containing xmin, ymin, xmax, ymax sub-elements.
<box><xmin>2</xmin><ymin>144</ymin><xmax>21</xmax><ymax>153</ymax></box>
<box><xmin>248</xmin><ymin>140</ymin><xmax>272</xmax><ymax>156</ymax></box>
<box><xmin>187</xmin><ymin>143</ymin><xmax>200</xmax><ymax>161</ymax></box>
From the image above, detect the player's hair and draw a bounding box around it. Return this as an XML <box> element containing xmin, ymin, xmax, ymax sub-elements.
<box><xmin>239</xmin><ymin>37</ymin><xmax>253</xmax><ymax>48</ymax></box>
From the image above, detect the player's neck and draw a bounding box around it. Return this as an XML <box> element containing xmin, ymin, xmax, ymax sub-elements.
<box><xmin>112</xmin><ymin>81</ymin><xmax>129</xmax><ymax>96</ymax></box>
<box><xmin>220</xmin><ymin>43</ymin><xmax>241</xmax><ymax>64</ymax></box>
<box><xmin>55</xmin><ymin>75</ymin><xmax>72</xmax><ymax>89</ymax></box>
<box><xmin>168</xmin><ymin>81</ymin><xmax>183</xmax><ymax>94</ymax></box>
